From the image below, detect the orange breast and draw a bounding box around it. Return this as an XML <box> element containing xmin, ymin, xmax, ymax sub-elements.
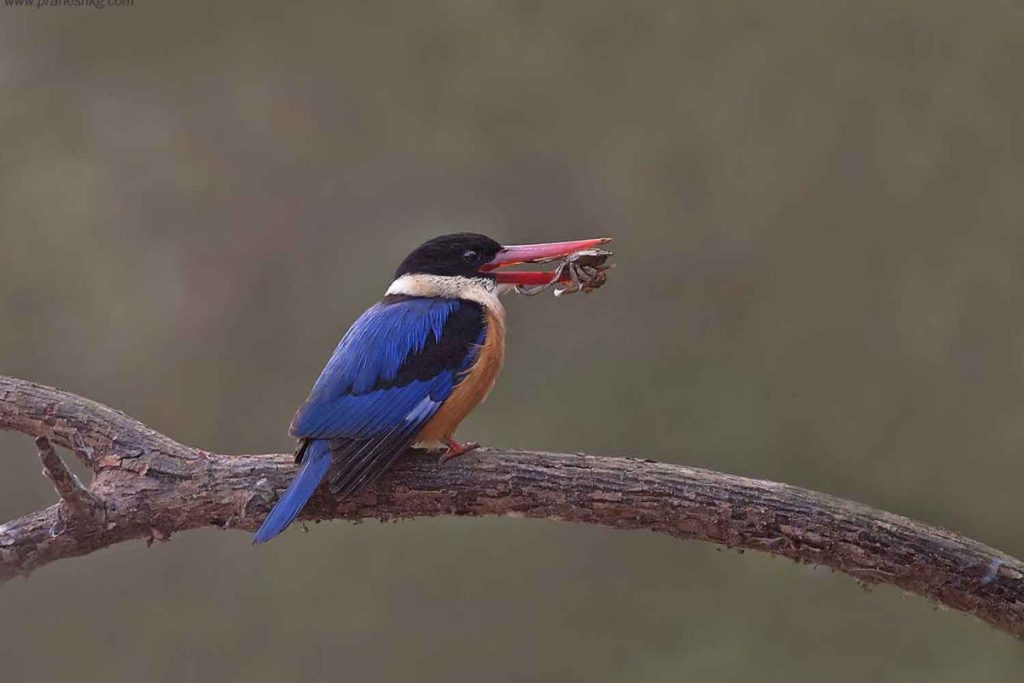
<box><xmin>416</xmin><ymin>309</ymin><xmax>506</xmax><ymax>445</ymax></box>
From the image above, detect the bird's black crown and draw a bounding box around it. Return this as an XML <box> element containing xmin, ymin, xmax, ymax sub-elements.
<box><xmin>395</xmin><ymin>233</ymin><xmax>503</xmax><ymax>279</ymax></box>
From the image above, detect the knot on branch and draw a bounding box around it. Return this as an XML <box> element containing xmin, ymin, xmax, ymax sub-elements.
<box><xmin>34</xmin><ymin>436</ymin><xmax>106</xmax><ymax>530</ymax></box>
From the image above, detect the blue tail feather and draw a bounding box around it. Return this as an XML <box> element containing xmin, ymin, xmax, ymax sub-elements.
<box><xmin>253</xmin><ymin>440</ymin><xmax>331</xmax><ymax>544</ymax></box>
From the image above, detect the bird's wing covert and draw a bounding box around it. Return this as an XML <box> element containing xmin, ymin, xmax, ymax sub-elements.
<box><xmin>289</xmin><ymin>295</ymin><xmax>486</xmax><ymax>495</ymax></box>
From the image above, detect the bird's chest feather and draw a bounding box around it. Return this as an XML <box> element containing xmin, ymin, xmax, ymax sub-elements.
<box><xmin>415</xmin><ymin>308</ymin><xmax>506</xmax><ymax>445</ymax></box>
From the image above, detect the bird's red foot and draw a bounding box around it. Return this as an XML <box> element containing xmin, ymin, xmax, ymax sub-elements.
<box><xmin>438</xmin><ymin>438</ymin><xmax>479</xmax><ymax>466</ymax></box>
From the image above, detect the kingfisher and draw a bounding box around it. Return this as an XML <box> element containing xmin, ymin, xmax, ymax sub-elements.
<box><xmin>253</xmin><ymin>232</ymin><xmax>610</xmax><ymax>543</ymax></box>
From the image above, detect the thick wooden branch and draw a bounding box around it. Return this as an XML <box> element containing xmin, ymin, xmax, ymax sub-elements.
<box><xmin>1</xmin><ymin>376</ymin><xmax>1022</xmax><ymax>639</ymax></box>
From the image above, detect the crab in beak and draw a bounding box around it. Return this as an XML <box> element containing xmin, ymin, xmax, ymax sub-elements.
<box><xmin>479</xmin><ymin>238</ymin><xmax>612</xmax><ymax>286</ymax></box>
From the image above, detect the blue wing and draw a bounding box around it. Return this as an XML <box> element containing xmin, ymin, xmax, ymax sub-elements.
<box><xmin>291</xmin><ymin>296</ymin><xmax>484</xmax><ymax>440</ymax></box>
<box><xmin>292</xmin><ymin>295</ymin><xmax>486</xmax><ymax>493</ymax></box>
<box><xmin>255</xmin><ymin>296</ymin><xmax>485</xmax><ymax>543</ymax></box>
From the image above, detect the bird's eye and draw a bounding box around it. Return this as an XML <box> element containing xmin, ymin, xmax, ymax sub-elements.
<box><xmin>463</xmin><ymin>250</ymin><xmax>479</xmax><ymax>263</ymax></box>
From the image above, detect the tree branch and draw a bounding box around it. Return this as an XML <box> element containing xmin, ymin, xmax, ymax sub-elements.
<box><xmin>1</xmin><ymin>376</ymin><xmax>1022</xmax><ymax>639</ymax></box>
<box><xmin>34</xmin><ymin>436</ymin><xmax>106</xmax><ymax>528</ymax></box>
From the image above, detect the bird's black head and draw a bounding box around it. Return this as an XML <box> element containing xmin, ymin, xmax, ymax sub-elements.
<box><xmin>395</xmin><ymin>233</ymin><xmax>504</xmax><ymax>279</ymax></box>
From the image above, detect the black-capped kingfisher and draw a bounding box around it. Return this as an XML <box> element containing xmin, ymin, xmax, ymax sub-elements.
<box><xmin>254</xmin><ymin>232</ymin><xmax>610</xmax><ymax>543</ymax></box>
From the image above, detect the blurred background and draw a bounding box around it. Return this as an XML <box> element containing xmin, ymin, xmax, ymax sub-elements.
<box><xmin>1</xmin><ymin>1</ymin><xmax>1023</xmax><ymax>680</ymax></box>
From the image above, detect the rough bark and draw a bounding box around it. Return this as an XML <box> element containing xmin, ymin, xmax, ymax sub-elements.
<box><xmin>1</xmin><ymin>375</ymin><xmax>1022</xmax><ymax>638</ymax></box>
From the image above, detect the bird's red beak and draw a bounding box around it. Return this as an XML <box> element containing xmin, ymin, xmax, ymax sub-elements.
<box><xmin>481</xmin><ymin>238</ymin><xmax>612</xmax><ymax>286</ymax></box>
